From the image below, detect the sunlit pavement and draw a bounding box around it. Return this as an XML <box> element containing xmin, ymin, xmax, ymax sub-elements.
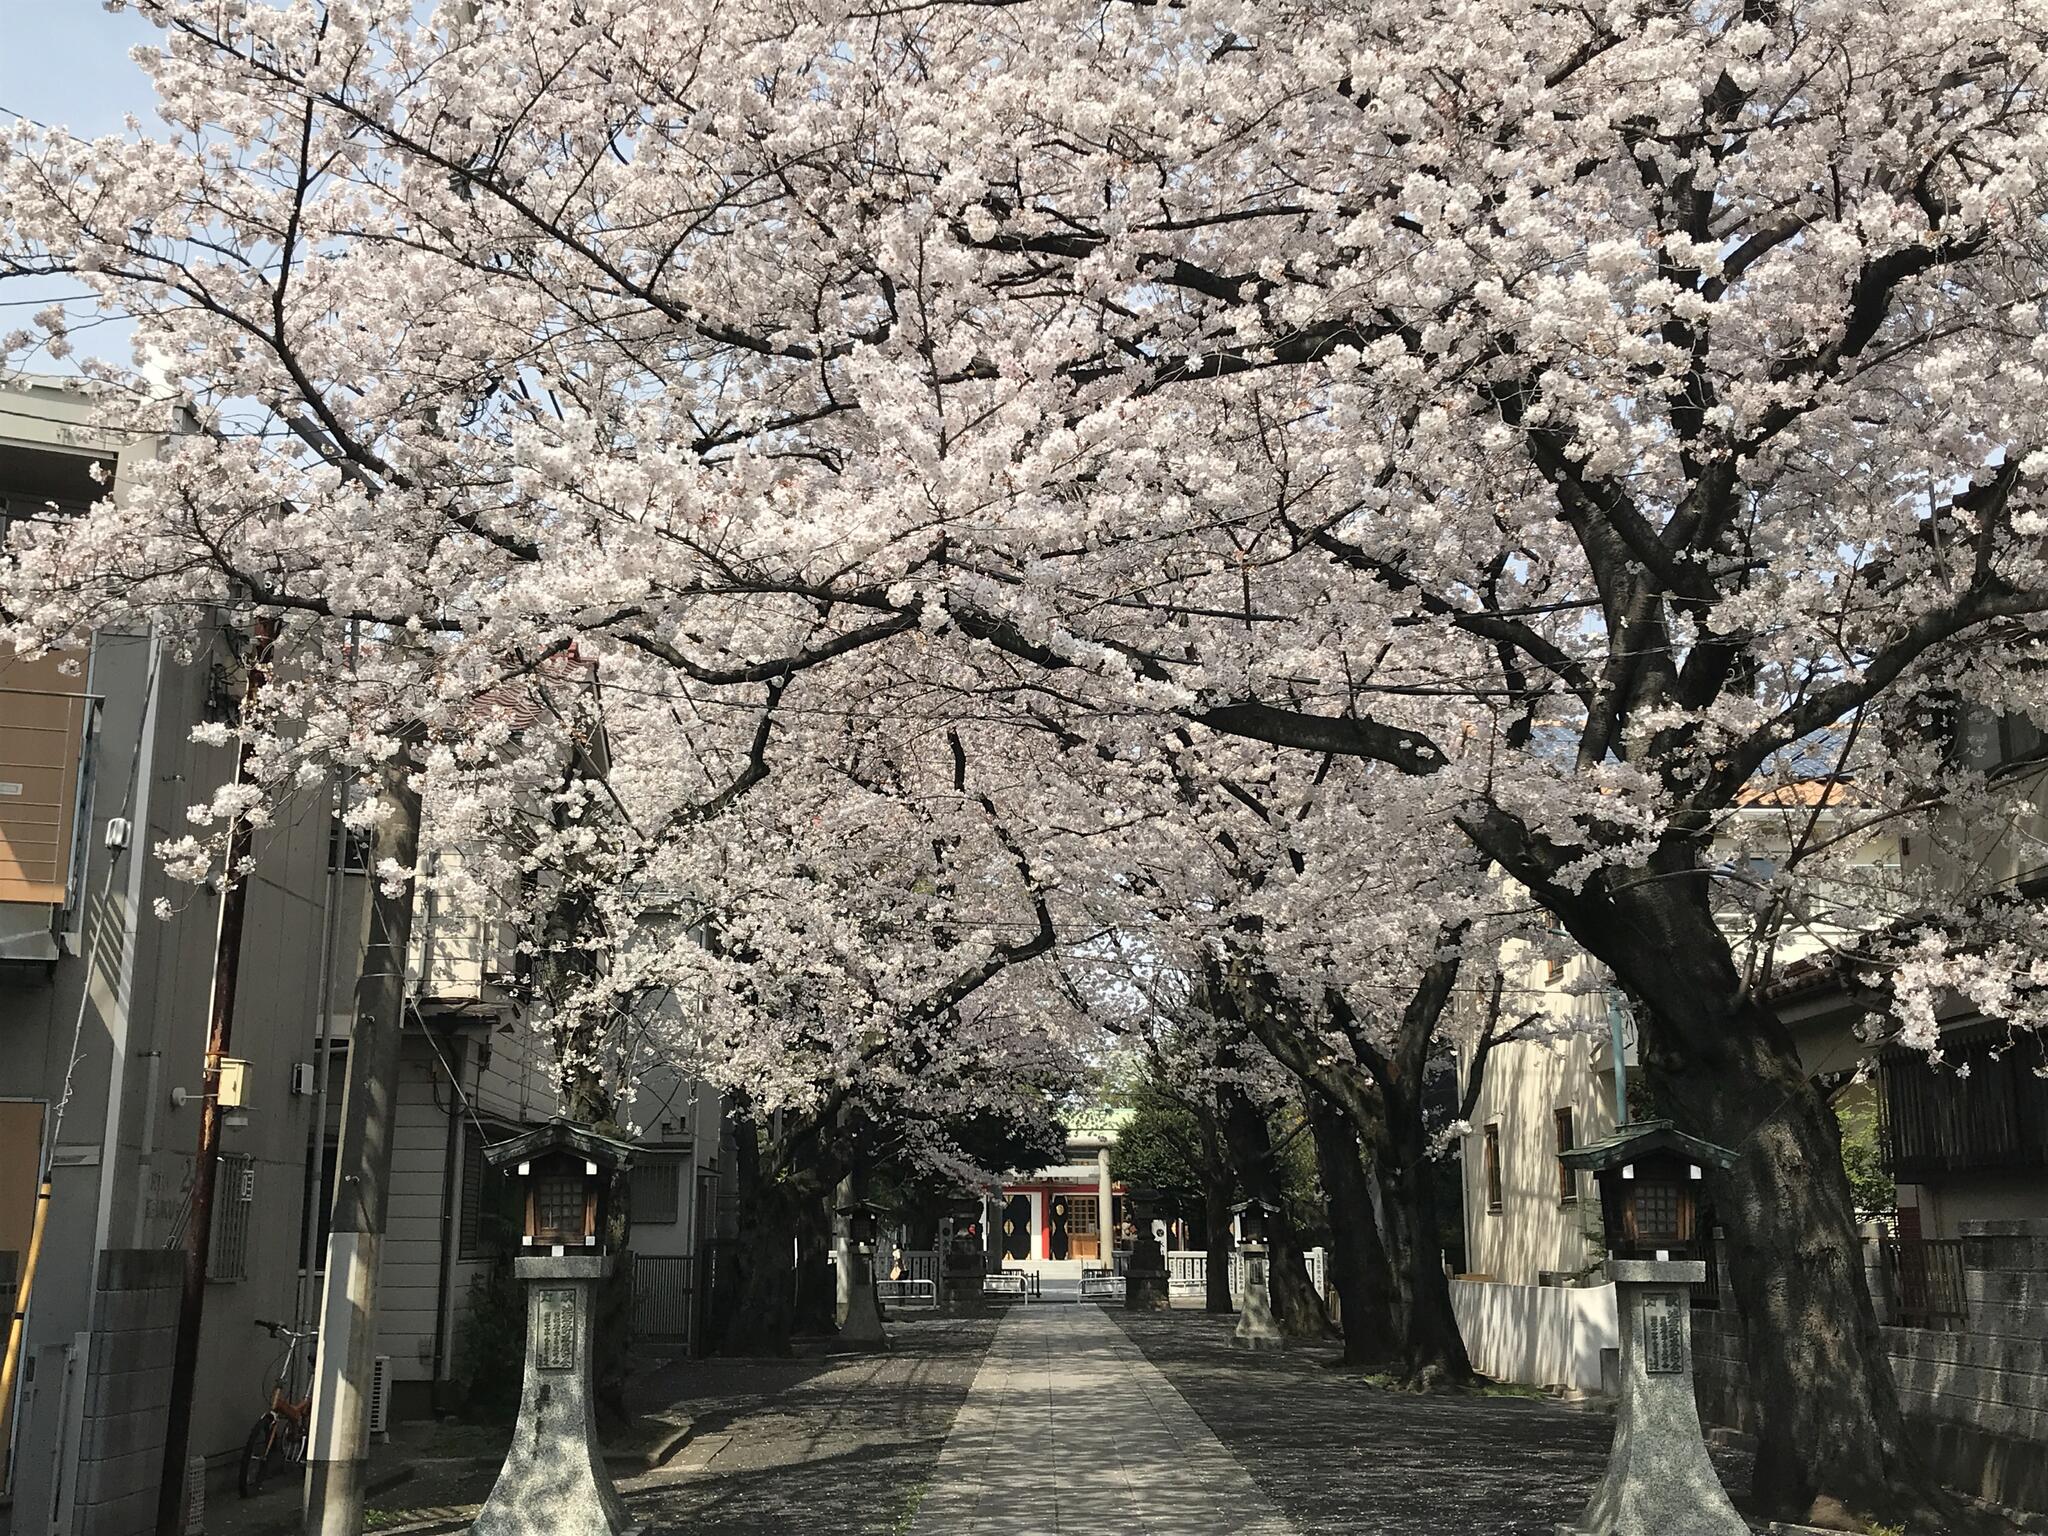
<box><xmin>908</xmin><ymin>1305</ymin><xmax>1298</xmax><ymax>1536</ymax></box>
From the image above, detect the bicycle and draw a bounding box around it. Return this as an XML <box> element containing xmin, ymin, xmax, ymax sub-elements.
<box><xmin>239</xmin><ymin>1317</ymin><xmax>316</xmax><ymax>1498</ymax></box>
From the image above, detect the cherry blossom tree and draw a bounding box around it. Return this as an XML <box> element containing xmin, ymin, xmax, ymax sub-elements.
<box><xmin>9</xmin><ymin>0</ymin><xmax>2048</xmax><ymax>1519</ymax></box>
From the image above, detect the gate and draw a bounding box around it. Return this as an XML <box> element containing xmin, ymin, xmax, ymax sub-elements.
<box><xmin>632</xmin><ymin>1254</ymin><xmax>695</xmax><ymax>1347</ymax></box>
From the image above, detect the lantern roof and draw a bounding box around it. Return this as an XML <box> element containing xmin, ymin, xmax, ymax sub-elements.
<box><xmin>1558</xmin><ymin>1119</ymin><xmax>1737</xmax><ymax>1174</ymax></box>
<box><xmin>1232</xmin><ymin>1195</ymin><xmax>1280</xmax><ymax>1216</ymax></box>
<box><xmin>483</xmin><ymin>1117</ymin><xmax>637</xmax><ymax>1174</ymax></box>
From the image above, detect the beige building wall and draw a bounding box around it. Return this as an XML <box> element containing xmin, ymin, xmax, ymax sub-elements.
<box><xmin>1459</xmin><ymin>947</ymin><xmax>1619</xmax><ymax>1288</ymax></box>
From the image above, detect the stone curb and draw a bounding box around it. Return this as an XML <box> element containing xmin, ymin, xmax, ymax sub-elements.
<box><xmin>607</xmin><ymin>1416</ymin><xmax>694</xmax><ymax>1475</ymax></box>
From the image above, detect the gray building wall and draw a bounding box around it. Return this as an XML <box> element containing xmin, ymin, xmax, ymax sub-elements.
<box><xmin>2</xmin><ymin>387</ymin><xmax>342</xmax><ymax>1532</ymax></box>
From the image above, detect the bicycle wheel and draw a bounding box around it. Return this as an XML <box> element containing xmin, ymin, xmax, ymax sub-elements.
<box><xmin>238</xmin><ymin>1415</ymin><xmax>279</xmax><ymax>1498</ymax></box>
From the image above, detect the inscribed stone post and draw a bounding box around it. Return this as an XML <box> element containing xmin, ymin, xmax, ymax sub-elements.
<box><xmin>469</xmin><ymin>1254</ymin><xmax>643</xmax><ymax>1536</ymax></box>
<box><xmin>1556</xmin><ymin>1259</ymin><xmax>1746</xmax><ymax>1536</ymax></box>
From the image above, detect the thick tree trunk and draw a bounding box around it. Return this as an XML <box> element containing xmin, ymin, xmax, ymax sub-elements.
<box><xmin>1595</xmin><ymin>878</ymin><xmax>1939</xmax><ymax>1523</ymax></box>
<box><xmin>793</xmin><ymin>1194</ymin><xmax>839</xmax><ymax>1336</ymax></box>
<box><xmin>1373</xmin><ymin>1106</ymin><xmax>1476</xmax><ymax>1388</ymax></box>
<box><xmin>1199</xmin><ymin>1114</ymin><xmax>1236</xmax><ymax>1313</ymax></box>
<box><xmin>1220</xmin><ymin>1087</ymin><xmax>1328</xmax><ymax>1338</ymax></box>
<box><xmin>1305</xmin><ymin>1093</ymin><xmax>1398</xmax><ymax>1369</ymax></box>
<box><xmin>718</xmin><ymin>1125</ymin><xmax>799</xmax><ymax>1357</ymax></box>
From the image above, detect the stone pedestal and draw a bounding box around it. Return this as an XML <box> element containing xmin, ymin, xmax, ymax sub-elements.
<box><xmin>839</xmin><ymin>1242</ymin><xmax>889</xmax><ymax>1350</ymax></box>
<box><xmin>944</xmin><ymin>1257</ymin><xmax>985</xmax><ymax>1316</ymax></box>
<box><xmin>469</xmin><ymin>1256</ymin><xmax>644</xmax><ymax>1536</ymax></box>
<box><xmin>1124</xmin><ymin>1233</ymin><xmax>1169</xmax><ymax>1311</ymax></box>
<box><xmin>1557</xmin><ymin>1260</ymin><xmax>1747</xmax><ymax>1536</ymax></box>
<box><xmin>1232</xmin><ymin>1243</ymin><xmax>1284</xmax><ymax>1351</ymax></box>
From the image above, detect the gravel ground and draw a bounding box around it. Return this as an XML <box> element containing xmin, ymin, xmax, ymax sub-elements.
<box><xmin>1107</xmin><ymin>1307</ymin><xmax>1760</xmax><ymax>1536</ymax></box>
<box><xmin>208</xmin><ymin>1314</ymin><xmax>996</xmax><ymax>1536</ymax></box>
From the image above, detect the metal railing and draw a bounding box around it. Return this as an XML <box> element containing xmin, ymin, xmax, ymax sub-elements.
<box><xmin>982</xmin><ymin>1270</ymin><xmax>1039</xmax><ymax>1301</ymax></box>
<box><xmin>1079</xmin><ymin>1269</ymin><xmax>1125</xmax><ymax>1299</ymax></box>
<box><xmin>877</xmin><ymin>1278</ymin><xmax>937</xmax><ymax>1309</ymax></box>
<box><xmin>891</xmin><ymin>1248</ymin><xmax>941</xmax><ymax>1284</ymax></box>
<box><xmin>1886</xmin><ymin>1236</ymin><xmax>1969</xmax><ymax>1331</ymax></box>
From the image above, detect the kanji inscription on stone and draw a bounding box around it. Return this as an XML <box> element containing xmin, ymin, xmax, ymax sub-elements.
<box><xmin>1640</xmin><ymin>1290</ymin><xmax>1684</xmax><ymax>1374</ymax></box>
<box><xmin>535</xmin><ymin>1287</ymin><xmax>578</xmax><ymax>1371</ymax></box>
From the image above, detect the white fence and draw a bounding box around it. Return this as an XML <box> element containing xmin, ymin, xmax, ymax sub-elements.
<box><xmin>1162</xmin><ymin>1248</ymin><xmax>1328</xmax><ymax>1302</ymax></box>
<box><xmin>1449</xmin><ymin>1278</ymin><xmax>1618</xmax><ymax>1392</ymax></box>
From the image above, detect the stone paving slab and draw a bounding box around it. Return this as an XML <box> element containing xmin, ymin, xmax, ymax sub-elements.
<box><xmin>910</xmin><ymin>1303</ymin><xmax>1299</xmax><ymax>1536</ymax></box>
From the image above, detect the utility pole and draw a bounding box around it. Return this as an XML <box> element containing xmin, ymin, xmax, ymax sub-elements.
<box><xmin>304</xmin><ymin>743</ymin><xmax>422</xmax><ymax>1536</ymax></box>
<box><xmin>298</xmin><ymin>765</ymin><xmax>352</xmax><ymax>1328</ymax></box>
<box><xmin>156</xmin><ymin>616</ymin><xmax>278</xmax><ymax>1536</ymax></box>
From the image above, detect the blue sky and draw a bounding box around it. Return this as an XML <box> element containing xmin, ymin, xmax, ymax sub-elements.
<box><xmin>0</xmin><ymin>5</ymin><xmax>161</xmax><ymax>138</ymax></box>
<box><xmin>1</xmin><ymin>5</ymin><xmax>162</xmax><ymax>371</ymax></box>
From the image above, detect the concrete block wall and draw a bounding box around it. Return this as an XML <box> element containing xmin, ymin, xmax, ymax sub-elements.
<box><xmin>1693</xmin><ymin>1219</ymin><xmax>2048</xmax><ymax>1514</ymax></box>
<box><xmin>72</xmin><ymin>1250</ymin><xmax>180</xmax><ymax>1536</ymax></box>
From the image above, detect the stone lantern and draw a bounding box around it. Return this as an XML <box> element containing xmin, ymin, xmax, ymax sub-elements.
<box><xmin>1123</xmin><ymin>1187</ymin><xmax>1171</xmax><ymax>1311</ymax></box>
<box><xmin>942</xmin><ymin>1198</ymin><xmax>987</xmax><ymax>1316</ymax></box>
<box><xmin>1231</xmin><ymin>1197</ymin><xmax>1283</xmax><ymax>1351</ymax></box>
<box><xmin>1556</xmin><ymin>1120</ymin><xmax>1745</xmax><ymax>1536</ymax></box>
<box><xmin>471</xmin><ymin>1118</ymin><xmax>643</xmax><ymax>1536</ymax></box>
<box><xmin>836</xmin><ymin>1199</ymin><xmax>889</xmax><ymax>1350</ymax></box>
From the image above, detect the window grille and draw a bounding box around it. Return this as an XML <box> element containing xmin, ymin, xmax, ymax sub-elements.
<box><xmin>534</xmin><ymin>1172</ymin><xmax>585</xmax><ymax>1244</ymax></box>
<box><xmin>209</xmin><ymin>1153</ymin><xmax>254</xmax><ymax>1281</ymax></box>
<box><xmin>1483</xmin><ymin>1125</ymin><xmax>1503</xmax><ymax>1213</ymax></box>
<box><xmin>631</xmin><ymin>1156</ymin><xmax>682</xmax><ymax>1225</ymax></box>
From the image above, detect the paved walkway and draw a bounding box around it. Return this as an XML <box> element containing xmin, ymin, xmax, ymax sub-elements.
<box><xmin>909</xmin><ymin>1304</ymin><xmax>1299</xmax><ymax>1536</ymax></box>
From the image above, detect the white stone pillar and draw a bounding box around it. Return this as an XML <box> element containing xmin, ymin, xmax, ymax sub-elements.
<box><xmin>470</xmin><ymin>1255</ymin><xmax>643</xmax><ymax>1536</ymax></box>
<box><xmin>1557</xmin><ymin>1259</ymin><xmax>1746</xmax><ymax>1536</ymax></box>
<box><xmin>1096</xmin><ymin>1148</ymin><xmax>1114</xmax><ymax>1266</ymax></box>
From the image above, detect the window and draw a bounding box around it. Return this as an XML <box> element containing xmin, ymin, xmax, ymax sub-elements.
<box><xmin>328</xmin><ymin>810</ymin><xmax>373</xmax><ymax>875</ymax></box>
<box><xmin>1555</xmin><ymin>1108</ymin><xmax>1577</xmax><ymax>1203</ymax></box>
<box><xmin>631</xmin><ymin>1155</ymin><xmax>682</xmax><ymax>1226</ymax></box>
<box><xmin>1545</xmin><ymin>956</ymin><xmax>1566</xmax><ymax>984</ymax></box>
<box><xmin>1483</xmin><ymin>1125</ymin><xmax>1503</xmax><ymax>1213</ymax></box>
<box><xmin>459</xmin><ymin>1129</ymin><xmax>522</xmax><ymax>1259</ymax></box>
<box><xmin>209</xmin><ymin>1153</ymin><xmax>254</xmax><ymax>1281</ymax></box>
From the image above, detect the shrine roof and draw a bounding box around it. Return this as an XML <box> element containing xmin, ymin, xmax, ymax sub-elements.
<box><xmin>484</xmin><ymin>1117</ymin><xmax>638</xmax><ymax>1173</ymax></box>
<box><xmin>1558</xmin><ymin>1118</ymin><xmax>1738</xmax><ymax>1173</ymax></box>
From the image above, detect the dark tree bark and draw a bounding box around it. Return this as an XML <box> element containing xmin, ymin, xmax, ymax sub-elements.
<box><xmin>718</xmin><ymin>1120</ymin><xmax>801</xmax><ymax>1357</ymax></box>
<box><xmin>1584</xmin><ymin>870</ymin><xmax>1938</xmax><ymax>1524</ymax></box>
<box><xmin>1220</xmin><ymin>1085</ymin><xmax>1329</xmax><ymax>1339</ymax></box>
<box><xmin>1227</xmin><ymin>953</ymin><xmax>1475</xmax><ymax>1386</ymax></box>
<box><xmin>1305</xmin><ymin>1092</ymin><xmax>1398</xmax><ymax>1369</ymax></box>
<box><xmin>1329</xmin><ymin>949</ymin><xmax>1482</xmax><ymax>1390</ymax></box>
<box><xmin>1200</xmin><ymin>1115</ymin><xmax>1236</xmax><ymax>1315</ymax></box>
<box><xmin>793</xmin><ymin>1193</ymin><xmax>839</xmax><ymax>1336</ymax></box>
<box><xmin>1369</xmin><ymin>1070</ymin><xmax>1476</xmax><ymax>1389</ymax></box>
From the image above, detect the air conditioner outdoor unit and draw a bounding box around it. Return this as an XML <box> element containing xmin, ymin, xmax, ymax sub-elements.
<box><xmin>368</xmin><ymin>1354</ymin><xmax>392</xmax><ymax>1439</ymax></box>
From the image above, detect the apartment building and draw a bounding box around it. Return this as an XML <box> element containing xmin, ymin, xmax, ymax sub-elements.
<box><xmin>0</xmin><ymin>377</ymin><xmax>337</xmax><ymax>1535</ymax></box>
